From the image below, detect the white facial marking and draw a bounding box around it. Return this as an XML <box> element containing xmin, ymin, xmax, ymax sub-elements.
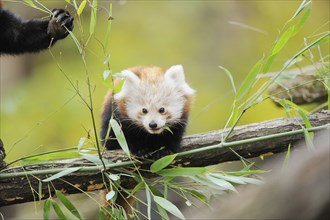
<box><xmin>116</xmin><ymin>65</ymin><xmax>195</xmax><ymax>134</ymax></box>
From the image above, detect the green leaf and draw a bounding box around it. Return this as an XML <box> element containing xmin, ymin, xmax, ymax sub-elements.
<box><xmin>237</xmin><ymin>176</ymin><xmax>263</xmax><ymax>185</ymax></box>
<box><xmin>43</xmin><ymin>199</ymin><xmax>51</xmax><ymax>220</ymax></box>
<box><xmin>104</xmin><ymin>4</ymin><xmax>113</xmax><ymax>51</ymax></box>
<box><xmin>271</xmin><ymin>26</ymin><xmax>295</xmax><ymax>56</ymax></box>
<box><xmin>77</xmin><ymin>0</ymin><xmax>87</xmax><ymax>16</ymax></box>
<box><xmin>76</xmin><ymin>137</ymin><xmax>86</xmax><ymax>152</ymax></box>
<box><xmin>42</xmin><ymin>167</ymin><xmax>81</xmax><ymax>182</ymax></box>
<box><xmin>236</xmin><ymin>59</ymin><xmax>263</xmax><ymax>100</ymax></box>
<box><xmin>38</xmin><ymin>180</ymin><xmax>43</xmax><ymax>201</ymax></box>
<box><xmin>210</xmin><ymin>173</ymin><xmax>245</xmax><ymax>185</ymax></box>
<box><xmin>185</xmin><ymin>189</ymin><xmax>208</xmax><ymax>203</ymax></box>
<box><xmin>206</xmin><ymin>174</ymin><xmax>237</xmax><ymax>192</ymax></box>
<box><xmin>99</xmin><ymin>209</ymin><xmax>108</xmax><ymax>220</ymax></box>
<box><xmin>291</xmin><ymin>5</ymin><xmax>311</xmax><ymax>37</ymax></box>
<box><xmin>128</xmin><ymin>181</ymin><xmax>144</xmax><ymax>198</ymax></box>
<box><xmin>277</xmin><ymin>99</ymin><xmax>314</xmax><ymax>147</ymax></box>
<box><xmin>108</xmin><ymin>173</ymin><xmax>120</xmax><ymax>181</ymax></box>
<box><xmin>110</xmin><ymin>119</ymin><xmax>130</xmax><ymax>157</ymax></box>
<box><xmin>23</xmin><ymin>0</ymin><xmax>37</xmax><ymax>8</ymax></box>
<box><xmin>190</xmin><ymin>176</ymin><xmax>224</xmax><ymax>190</ymax></box>
<box><xmin>103</xmin><ymin>70</ymin><xmax>111</xmax><ymax>81</ymax></box>
<box><xmin>223</xmin><ymin>170</ymin><xmax>266</xmax><ymax>176</ymax></box>
<box><xmin>150</xmin><ymin>154</ymin><xmax>177</xmax><ymax>173</ymax></box>
<box><xmin>303</xmin><ymin>128</ymin><xmax>314</xmax><ymax>150</ymax></box>
<box><xmin>219</xmin><ymin>66</ymin><xmax>236</xmax><ymax>94</ymax></box>
<box><xmin>22</xmin><ymin>151</ymin><xmax>81</xmax><ymax>163</ymax></box>
<box><xmin>157</xmin><ymin>167</ymin><xmax>207</xmax><ymax>177</ymax></box>
<box><xmin>106</xmin><ymin>190</ymin><xmax>116</xmax><ymax>201</ymax></box>
<box><xmin>56</xmin><ymin>190</ymin><xmax>82</xmax><ymax>220</ymax></box>
<box><xmin>290</xmin><ymin>0</ymin><xmax>311</xmax><ymax>21</ymax></box>
<box><xmin>282</xmin><ymin>144</ymin><xmax>291</xmax><ymax>169</ymax></box>
<box><xmin>80</xmin><ymin>153</ymin><xmax>112</xmax><ymax>165</ymax></box>
<box><xmin>90</xmin><ymin>0</ymin><xmax>98</xmax><ymax>34</ymax></box>
<box><xmin>154</xmin><ymin>196</ymin><xmax>185</xmax><ymax>220</ymax></box>
<box><xmin>51</xmin><ymin>200</ymin><xmax>68</xmax><ymax>220</ymax></box>
<box><xmin>261</xmin><ymin>54</ymin><xmax>276</xmax><ymax>74</ymax></box>
<box><xmin>146</xmin><ymin>185</ymin><xmax>152</xmax><ymax>220</ymax></box>
<box><xmin>156</xmin><ymin>203</ymin><xmax>170</xmax><ymax>220</ymax></box>
<box><xmin>210</xmin><ymin>173</ymin><xmax>263</xmax><ymax>185</ymax></box>
<box><xmin>68</xmin><ymin>30</ymin><xmax>83</xmax><ymax>54</ymax></box>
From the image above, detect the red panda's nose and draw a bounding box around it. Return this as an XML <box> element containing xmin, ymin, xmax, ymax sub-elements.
<box><xmin>149</xmin><ymin>121</ymin><xmax>158</xmax><ymax>129</ymax></box>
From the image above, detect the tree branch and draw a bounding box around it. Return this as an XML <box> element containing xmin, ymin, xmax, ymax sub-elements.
<box><xmin>0</xmin><ymin>110</ymin><xmax>329</xmax><ymax>206</ymax></box>
<box><xmin>266</xmin><ymin>65</ymin><xmax>328</xmax><ymax>105</ymax></box>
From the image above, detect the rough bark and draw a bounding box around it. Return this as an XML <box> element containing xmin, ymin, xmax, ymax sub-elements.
<box><xmin>267</xmin><ymin>65</ymin><xmax>328</xmax><ymax>105</ymax></box>
<box><xmin>0</xmin><ymin>110</ymin><xmax>329</xmax><ymax>207</ymax></box>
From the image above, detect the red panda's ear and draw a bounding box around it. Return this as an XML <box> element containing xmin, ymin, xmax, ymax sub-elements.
<box><xmin>165</xmin><ymin>65</ymin><xmax>186</xmax><ymax>83</ymax></box>
<box><xmin>122</xmin><ymin>70</ymin><xmax>140</xmax><ymax>84</ymax></box>
<box><xmin>165</xmin><ymin>65</ymin><xmax>195</xmax><ymax>96</ymax></box>
<box><xmin>114</xmin><ymin>70</ymin><xmax>140</xmax><ymax>100</ymax></box>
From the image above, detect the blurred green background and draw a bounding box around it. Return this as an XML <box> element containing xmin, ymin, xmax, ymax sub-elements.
<box><xmin>0</xmin><ymin>0</ymin><xmax>329</xmax><ymax>163</ymax></box>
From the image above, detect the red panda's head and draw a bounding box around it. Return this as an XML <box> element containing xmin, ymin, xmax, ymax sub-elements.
<box><xmin>115</xmin><ymin>65</ymin><xmax>195</xmax><ymax>134</ymax></box>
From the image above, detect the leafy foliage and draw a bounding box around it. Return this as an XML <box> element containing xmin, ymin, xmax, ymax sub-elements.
<box><xmin>6</xmin><ymin>0</ymin><xmax>328</xmax><ymax>219</ymax></box>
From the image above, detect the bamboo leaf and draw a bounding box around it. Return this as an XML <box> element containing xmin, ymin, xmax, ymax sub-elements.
<box><xmin>90</xmin><ymin>0</ymin><xmax>98</xmax><ymax>34</ymax></box>
<box><xmin>80</xmin><ymin>153</ymin><xmax>104</xmax><ymax>165</ymax></box>
<box><xmin>156</xmin><ymin>203</ymin><xmax>170</xmax><ymax>220</ymax></box>
<box><xmin>68</xmin><ymin>30</ymin><xmax>83</xmax><ymax>54</ymax></box>
<box><xmin>51</xmin><ymin>200</ymin><xmax>68</xmax><ymax>220</ymax></box>
<box><xmin>186</xmin><ymin>189</ymin><xmax>208</xmax><ymax>203</ymax></box>
<box><xmin>219</xmin><ymin>66</ymin><xmax>236</xmax><ymax>94</ymax></box>
<box><xmin>56</xmin><ymin>190</ymin><xmax>82</xmax><ymax>220</ymax></box>
<box><xmin>154</xmin><ymin>196</ymin><xmax>185</xmax><ymax>220</ymax></box>
<box><xmin>282</xmin><ymin>144</ymin><xmax>291</xmax><ymax>169</ymax></box>
<box><xmin>223</xmin><ymin>170</ymin><xmax>266</xmax><ymax>176</ymax></box>
<box><xmin>104</xmin><ymin>4</ymin><xmax>113</xmax><ymax>51</ymax></box>
<box><xmin>157</xmin><ymin>167</ymin><xmax>207</xmax><ymax>177</ymax></box>
<box><xmin>38</xmin><ymin>180</ymin><xmax>42</xmax><ymax>201</ymax></box>
<box><xmin>211</xmin><ymin>173</ymin><xmax>263</xmax><ymax>185</ymax></box>
<box><xmin>43</xmin><ymin>199</ymin><xmax>51</xmax><ymax>220</ymax></box>
<box><xmin>271</xmin><ymin>26</ymin><xmax>295</xmax><ymax>55</ymax></box>
<box><xmin>129</xmin><ymin>181</ymin><xmax>144</xmax><ymax>197</ymax></box>
<box><xmin>236</xmin><ymin>59</ymin><xmax>263</xmax><ymax>100</ymax></box>
<box><xmin>146</xmin><ymin>185</ymin><xmax>152</xmax><ymax>220</ymax></box>
<box><xmin>290</xmin><ymin>0</ymin><xmax>311</xmax><ymax>20</ymax></box>
<box><xmin>206</xmin><ymin>174</ymin><xmax>237</xmax><ymax>192</ymax></box>
<box><xmin>110</xmin><ymin>119</ymin><xmax>130</xmax><ymax>157</ymax></box>
<box><xmin>42</xmin><ymin>167</ymin><xmax>81</xmax><ymax>182</ymax></box>
<box><xmin>150</xmin><ymin>154</ymin><xmax>177</xmax><ymax>173</ymax></box>
<box><xmin>106</xmin><ymin>190</ymin><xmax>116</xmax><ymax>201</ymax></box>
<box><xmin>103</xmin><ymin>70</ymin><xmax>111</xmax><ymax>81</ymax></box>
<box><xmin>23</xmin><ymin>0</ymin><xmax>37</xmax><ymax>8</ymax></box>
<box><xmin>99</xmin><ymin>209</ymin><xmax>107</xmax><ymax>220</ymax></box>
<box><xmin>107</xmin><ymin>173</ymin><xmax>120</xmax><ymax>181</ymax></box>
<box><xmin>292</xmin><ymin>5</ymin><xmax>311</xmax><ymax>37</ymax></box>
<box><xmin>77</xmin><ymin>0</ymin><xmax>87</xmax><ymax>16</ymax></box>
<box><xmin>237</xmin><ymin>176</ymin><xmax>264</xmax><ymax>185</ymax></box>
<box><xmin>76</xmin><ymin>137</ymin><xmax>86</xmax><ymax>152</ymax></box>
<box><xmin>210</xmin><ymin>173</ymin><xmax>245</xmax><ymax>184</ymax></box>
<box><xmin>261</xmin><ymin>54</ymin><xmax>276</xmax><ymax>74</ymax></box>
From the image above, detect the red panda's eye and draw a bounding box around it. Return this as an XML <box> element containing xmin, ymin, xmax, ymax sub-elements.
<box><xmin>142</xmin><ymin>108</ymin><xmax>148</xmax><ymax>114</ymax></box>
<box><xmin>159</xmin><ymin>107</ymin><xmax>165</xmax><ymax>113</ymax></box>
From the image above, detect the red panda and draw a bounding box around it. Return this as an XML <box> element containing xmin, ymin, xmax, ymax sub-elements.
<box><xmin>0</xmin><ymin>0</ymin><xmax>73</xmax><ymax>55</ymax></box>
<box><xmin>100</xmin><ymin>65</ymin><xmax>195</xmax><ymax>158</ymax></box>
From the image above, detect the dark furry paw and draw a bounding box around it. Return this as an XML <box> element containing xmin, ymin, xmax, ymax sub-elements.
<box><xmin>48</xmin><ymin>9</ymin><xmax>74</xmax><ymax>40</ymax></box>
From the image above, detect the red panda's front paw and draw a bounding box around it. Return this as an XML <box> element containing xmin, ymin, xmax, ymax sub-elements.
<box><xmin>48</xmin><ymin>9</ymin><xmax>74</xmax><ymax>40</ymax></box>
